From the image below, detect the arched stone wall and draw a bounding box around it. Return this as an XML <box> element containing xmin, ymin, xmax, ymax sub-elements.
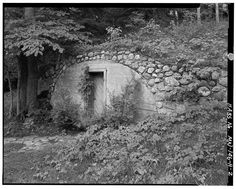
<box><xmin>44</xmin><ymin>49</ymin><xmax>227</xmax><ymax>117</ymax></box>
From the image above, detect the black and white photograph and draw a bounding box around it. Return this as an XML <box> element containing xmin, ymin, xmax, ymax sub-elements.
<box><xmin>2</xmin><ymin>2</ymin><xmax>233</xmax><ymax>185</ymax></box>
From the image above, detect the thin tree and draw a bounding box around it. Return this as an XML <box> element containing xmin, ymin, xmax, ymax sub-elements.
<box><xmin>215</xmin><ymin>3</ymin><xmax>220</xmax><ymax>23</ymax></box>
<box><xmin>5</xmin><ymin>66</ymin><xmax>13</xmax><ymax>118</ymax></box>
<box><xmin>197</xmin><ymin>7</ymin><xmax>201</xmax><ymax>24</ymax></box>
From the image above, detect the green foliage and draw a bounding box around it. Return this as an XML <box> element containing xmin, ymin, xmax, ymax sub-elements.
<box><xmin>165</xmin><ymin>84</ymin><xmax>201</xmax><ymax>103</ymax></box>
<box><xmin>104</xmin><ymin>79</ymin><xmax>139</xmax><ymax>127</ymax></box>
<box><xmin>51</xmin><ymin>88</ymin><xmax>84</xmax><ymax>131</ymax></box>
<box><xmin>38</xmin><ymin>99</ymin><xmax>227</xmax><ymax>184</ymax></box>
<box><xmin>77</xmin><ymin>66</ymin><xmax>94</xmax><ymax>111</ymax></box>
<box><xmin>106</xmin><ymin>26</ymin><xmax>122</xmax><ymax>41</ymax></box>
<box><xmin>4</xmin><ymin>8</ymin><xmax>90</xmax><ymax>58</ymax></box>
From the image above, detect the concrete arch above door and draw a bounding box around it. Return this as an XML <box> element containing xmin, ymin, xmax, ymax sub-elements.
<box><xmin>51</xmin><ymin>60</ymin><xmax>157</xmax><ymax>120</ymax></box>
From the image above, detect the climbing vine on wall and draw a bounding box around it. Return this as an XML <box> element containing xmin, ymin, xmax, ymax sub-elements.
<box><xmin>77</xmin><ymin>66</ymin><xmax>94</xmax><ymax>112</ymax></box>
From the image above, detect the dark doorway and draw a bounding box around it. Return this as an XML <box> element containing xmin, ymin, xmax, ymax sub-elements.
<box><xmin>88</xmin><ymin>72</ymin><xmax>104</xmax><ymax>115</ymax></box>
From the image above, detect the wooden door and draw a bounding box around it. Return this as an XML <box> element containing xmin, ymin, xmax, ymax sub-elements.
<box><xmin>89</xmin><ymin>72</ymin><xmax>104</xmax><ymax>115</ymax></box>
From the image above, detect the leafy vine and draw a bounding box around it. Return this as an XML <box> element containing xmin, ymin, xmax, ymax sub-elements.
<box><xmin>77</xmin><ymin>66</ymin><xmax>94</xmax><ymax>112</ymax></box>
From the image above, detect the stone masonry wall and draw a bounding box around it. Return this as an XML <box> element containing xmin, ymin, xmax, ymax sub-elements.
<box><xmin>44</xmin><ymin>49</ymin><xmax>227</xmax><ymax>116</ymax></box>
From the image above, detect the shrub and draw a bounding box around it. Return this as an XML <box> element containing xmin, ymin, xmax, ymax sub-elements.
<box><xmin>100</xmin><ymin>78</ymin><xmax>139</xmax><ymax>129</ymax></box>
<box><xmin>40</xmin><ymin>99</ymin><xmax>227</xmax><ymax>184</ymax></box>
<box><xmin>51</xmin><ymin>88</ymin><xmax>85</xmax><ymax>133</ymax></box>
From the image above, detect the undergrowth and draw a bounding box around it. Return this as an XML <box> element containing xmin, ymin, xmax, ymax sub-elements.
<box><xmin>34</xmin><ymin>100</ymin><xmax>227</xmax><ymax>184</ymax></box>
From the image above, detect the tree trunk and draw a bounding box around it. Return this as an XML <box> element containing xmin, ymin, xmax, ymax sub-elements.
<box><xmin>24</xmin><ymin>7</ymin><xmax>39</xmax><ymax>114</ymax></box>
<box><xmin>7</xmin><ymin>70</ymin><xmax>13</xmax><ymax>119</ymax></box>
<box><xmin>16</xmin><ymin>54</ymin><xmax>28</xmax><ymax>117</ymax></box>
<box><xmin>197</xmin><ymin>7</ymin><xmax>201</xmax><ymax>24</ymax></box>
<box><xmin>27</xmin><ymin>56</ymin><xmax>39</xmax><ymax>114</ymax></box>
<box><xmin>175</xmin><ymin>10</ymin><xmax>179</xmax><ymax>26</ymax></box>
<box><xmin>216</xmin><ymin>3</ymin><xmax>220</xmax><ymax>23</ymax></box>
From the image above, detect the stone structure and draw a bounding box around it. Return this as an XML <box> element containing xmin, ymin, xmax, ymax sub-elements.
<box><xmin>40</xmin><ymin>49</ymin><xmax>227</xmax><ymax>119</ymax></box>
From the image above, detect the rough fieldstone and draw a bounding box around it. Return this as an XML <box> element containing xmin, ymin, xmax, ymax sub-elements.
<box><xmin>219</xmin><ymin>77</ymin><xmax>227</xmax><ymax>87</ymax></box>
<box><xmin>148</xmin><ymin>63</ymin><xmax>155</xmax><ymax>68</ymax></box>
<box><xmin>173</xmin><ymin>73</ymin><xmax>182</xmax><ymax>79</ymax></box>
<box><xmin>198</xmin><ymin>86</ymin><xmax>211</xmax><ymax>96</ymax></box>
<box><xmin>119</xmin><ymin>60</ymin><xmax>125</xmax><ymax>64</ymax></box>
<box><xmin>124</xmin><ymin>60</ymin><xmax>132</xmax><ymax>66</ymax></box>
<box><xmin>148</xmin><ymin>79</ymin><xmax>155</xmax><ymax>87</ymax></box>
<box><xmin>199</xmin><ymin>80</ymin><xmax>209</xmax><ymax>87</ymax></box>
<box><xmin>221</xmin><ymin>70</ymin><xmax>227</xmax><ymax>77</ymax></box>
<box><xmin>123</xmin><ymin>55</ymin><xmax>128</xmax><ymax>60</ymax></box>
<box><xmin>143</xmin><ymin>73</ymin><xmax>151</xmax><ymax>79</ymax></box>
<box><xmin>179</xmin><ymin>78</ymin><xmax>190</xmax><ymax>85</ymax></box>
<box><xmin>171</xmin><ymin>65</ymin><xmax>178</xmax><ymax>71</ymax></box>
<box><xmin>212</xmin><ymin>71</ymin><xmax>220</xmax><ymax>80</ymax></box>
<box><xmin>212</xmin><ymin>85</ymin><xmax>225</xmax><ymax>92</ymax></box>
<box><xmin>155</xmin><ymin>78</ymin><xmax>161</xmax><ymax>83</ymax></box>
<box><xmin>155</xmin><ymin>92</ymin><xmax>166</xmax><ymax>101</ymax></box>
<box><xmin>162</xmin><ymin>65</ymin><xmax>170</xmax><ymax>72</ymax></box>
<box><xmin>157</xmin><ymin>82</ymin><xmax>165</xmax><ymax>91</ymax></box>
<box><xmin>165</xmin><ymin>86</ymin><xmax>173</xmax><ymax>92</ymax></box>
<box><xmin>152</xmin><ymin>73</ymin><xmax>158</xmax><ymax>77</ymax></box>
<box><xmin>112</xmin><ymin>56</ymin><xmax>117</xmax><ymax>61</ymax></box>
<box><xmin>139</xmin><ymin>62</ymin><xmax>145</xmax><ymax>67</ymax></box>
<box><xmin>88</xmin><ymin>52</ymin><xmax>93</xmax><ymax>57</ymax></box>
<box><xmin>135</xmin><ymin>54</ymin><xmax>140</xmax><ymax>60</ymax></box>
<box><xmin>132</xmin><ymin>63</ymin><xmax>139</xmax><ymax>69</ymax></box>
<box><xmin>209</xmin><ymin>81</ymin><xmax>216</xmax><ymax>86</ymax></box>
<box><xmin>77</xmin><ymin>55</ymin><xmax>83</xmax><ymax>58</ymax></box>
<box><xmin>212</xmin><ymin>90</ymin><xmax>227</xmax><ymax>101</ymax></box>
<box><xmin>147</xmin><ymin>68</ymin><xmax>155</xmax><ymax>74</ymax></box>
<box><xmin>155</xmin><ymin>69</ymin><xmax>161</xmax><ymax>73</ymax></box>
<box><xmin>157</xmin><ymin>73</ymin><xmax>164</xmax><ymax>78</ymax></box>
<box><xmin>118</xmin><ymin>55</ymin><xmax>123</xmax><ymax>60</ymax></box>
<box><xmin>158</xmin><ymin>64</ymin><xmax>164</xmax><ymax>69</ymax></box>
<box><xmin>128</xmin><ymin>53</ymin><xmax>134</xmax><ymax>59</ymax></box>
<box><xmin>138</xmin><ymin>66</ymin><xmax>145</xmax><ymax>73</ymax></box>
<box><xmin>197</xmin><ymin>69</ymin><xmax>211</xmax><ymax>79</ymax></box>
<box><xmin>151</xmin><ymin>87</ymin><xmax>157</xmax><ymax>94</ymax></box>
<box><xmin>165</xmin><ymin>71</ymin><xmax>173</xmax><ymax>76</ymax></box>
<box><xmin>165</xmin><ymin>76</ymin><xmax>179</xmax><ymax>86</ymax></box>
<box><xmin>101</xmin><ymin>54</ymin><xmax>105</xmax><ymax>59</ymax></box>
<box><xmin>125</xmin><ymin>51</ymin><xmax>130</xmax><ymax>55</ymax></box>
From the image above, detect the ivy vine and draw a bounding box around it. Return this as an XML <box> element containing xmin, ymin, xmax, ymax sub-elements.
<box><xmin>77</xmin><ymin>66</ymin><xmax>94</xmax><ymax>112</ymax></box>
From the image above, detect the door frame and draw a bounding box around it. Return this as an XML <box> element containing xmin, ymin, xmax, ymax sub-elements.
<box><xmin>88</xmin><ymin>67</ymin><xmax>107</xmax><ymax>111</ymax></box>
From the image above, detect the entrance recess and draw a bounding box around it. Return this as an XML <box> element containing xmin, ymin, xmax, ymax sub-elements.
<box><xmin>88</xmin><ymin>69</ymin><xmax>107</xmax><ymax>115</ymax></box>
